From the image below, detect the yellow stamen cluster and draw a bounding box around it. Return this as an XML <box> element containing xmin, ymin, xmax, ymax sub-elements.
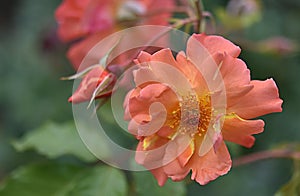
<box><xmin>168</xmin><ymin>92</ymin><xmax>212</xmax><ymax>138</ymax></box>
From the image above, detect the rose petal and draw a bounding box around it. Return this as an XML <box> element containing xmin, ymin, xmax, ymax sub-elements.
<box><xmin>191</xmin><ymin>34</ymin><xmax>241</xmax><ymax>58</ymax></box>
<box><xmin>189</xmin><ymin>140</ymin><xmax>232</xmax><ymax>185</ymax></box>
<box><xmin>127</xmin><ymin>83</ymin><xmax>179</xmax><ymax>123</ymax></box>
<box><xmin>220</xmin><ymin>54</ymin><xmax>251</xmax><ymax>89</ymax></box>
<box><xmin>228</xmin><ymin>79</ymin><xmax>283</xmax><ymax>119</ymax></box>
<box><xmin>223</xmin><ymin>116</ymin><xmax>265</xmax><ymax>148</ymax></box>
<box><xmin>150</xmin><ymin>168</ymin><xmax>168</xmax><ymax>186</ymax></box>
<box><xmin>69</xmin><ymin>66</ymin><xmax>107</xmax><ymax>103</ymax></box>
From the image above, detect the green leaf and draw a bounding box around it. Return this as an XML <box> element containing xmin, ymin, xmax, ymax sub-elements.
<box><xmin>12</xmin><ymin>121</ymin><xmax>97</xmax><ymax>162</ymax></box>
<box><xmin>133</xmin><ymin>171</ymin><xmax>186</xmax><ymax>196</ymax></box>
<box><xmin>66</xmin><ymin>166</ymin><xmax>128</xmax><ymax>196</ymax></box>
<box><xmin>0</xmin><ymin>162</ymin><xmax>128</xmax><ymax>196</ymax></box>
<box><xmin>275</xmin><ymin>161</ymin><xmax>300</xmax><ymax>196</ymax></box>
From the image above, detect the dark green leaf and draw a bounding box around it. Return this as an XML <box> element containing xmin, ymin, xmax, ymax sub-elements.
<box><xmin>12</xmin><ymin>121</ymin><xmax>97</xmax><ymax>162</ymax></box>
<box><xmin>0</xmin><ymin>163</ymin><xmax>128</xmax><ymax>196</ymax></box>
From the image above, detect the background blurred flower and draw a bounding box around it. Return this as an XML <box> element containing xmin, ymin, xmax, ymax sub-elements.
<box><xmin>216</xmin><ymin>0</ymin><xmax>261</xmax><ymax>30</ymax></box>
<box><xmin>55</xmin><ymin>0</ymin><xmax>174</xmax><ymax>42</ymax></box>
<box><xmin>124</xmin><ymin>34</ymin><xmax>283</xmax><ymax>186</ymax></box>
<box><xmin>257</xmin><ymin>36</ymin><xmax>298</xmax><ymax>56</ymax></box>
<box><xmin>66</xmin><ymin>65</ymin><xmax>116</xmax><ymax>104</ymax></box>
<box><xmin>55</xmin><ymin>0</ymin><xmax>175</xmax><ymax>70</ymax></box>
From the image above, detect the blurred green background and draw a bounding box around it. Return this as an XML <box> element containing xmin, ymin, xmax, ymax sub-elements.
<box><xmin>0</xmin><ymin>0</ymin><xmax>299</xmax><ymax>195</ymax></box>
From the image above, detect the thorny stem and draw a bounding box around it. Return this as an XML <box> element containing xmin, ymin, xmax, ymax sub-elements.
<box><xmin>233</xmin><ymin>148</ymin><xmax>300</xmax><ymax>167</ymax></box>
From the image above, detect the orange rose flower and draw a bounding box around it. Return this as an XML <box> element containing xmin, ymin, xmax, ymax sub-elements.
<box><xmin>123</xmin><ymin>33</ymin><xmax>283</xmax><ymax>186</ymax></box>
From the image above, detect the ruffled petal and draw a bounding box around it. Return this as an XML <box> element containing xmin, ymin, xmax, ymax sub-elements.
<box><xmin>191</xmin><ymin>33</ymin><xmax>241</xmax><ymax>58</ymax></box>
<box><xmin>220</xmin><ymin>54</ymin><xmax>251</xmax><ymax>90</ymax></box>
<box><xmin>223</xmin><ymin>116</ymin><xmax>265</xmax><ymax>148</ymax></box>
<box><xmin>126</xmin><ymin>83</ymin><xmax>179</xmax><ymax>123</ymax></box>
<box><xmin>162</xmin><ymin>138</ymin><xmax>194</xmax><ymax>179</ymax></box>
<box><xmin>134</xmin><ymin>51</ymin><xmax>152</xmax><ymax>65</ymax></box>
<box><xmin>227</xmin><ymin>79</ymin><xmax>283</xmax><ymax>119</ymax></box>
<box><xmin>188</xmin><ymin>140</ymin><xmax>232</xmax><ymax>185</ymax></box>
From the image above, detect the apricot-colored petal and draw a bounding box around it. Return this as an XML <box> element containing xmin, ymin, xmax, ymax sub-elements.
<box><xmin>137</xmin><ymin>107</ymin><xmax>168</xmax><ymax>137</ymax></box>
<box><xmin>150</xmin><ymin>168</ymin><xmax>168</xmax><ymax>186</ymax></box>
<box><xmin>158</xmin><ymin>135</ymin><xmax>193</xmax><ymax>178</ymax></box>
<box><xmin>169</xmin><ymin>170</ymin><xmax>190</xmax><ymax>182</ymax></box>
<box><xmin>127</xmin><ymin>83</ymin><xmax>178</xmax><ymax>123</ymax></box>
<box><xmin>160</xmin><ymin>148</ymin><xmax>193</xmax><ymax>183</ymax></box>
<box><xmin>186</xmin><ymin>35</ymin><xmax>227</xmax><ymax>95</ymax></box>
<box><xmin>189</xmin><ymin>140</ymin><xmax>232</xmax><ymax>185</ymax></box>
<box><xmin>143</xmin><ymin>49</ymin><xmax>197</xmax><ymax>95</ymax></box>
<box><xmin>135</xmin><ymin>141</ymin><xmax>168</xmax><ymax>186</ymax></box>
<box><xmin>134</xmin><ymin>51</ymin><xmax>152</xmax><ymax>65</ymax></box>
<box><xmin>175</xmin><ymin>52</ymin><xmax>208</xmax><ymax>93</ymax></box>
<box><xmin>133</xmin><ymin>67</ymin><xmax>158</xmax><ymax>86</ymax></box>
<box><xmin>163</xmin><ymin>135</ymin><xmax>194</xmax><ymax>167</ymax></box>
<box><xmin>69</xmin><ymin>66</ymin><xmax>106</xmax><ymax>103</ymax></box>
<box><xmin>228</xmin><ymin>79</ymin><xmax>283</xmax><ymax>119</ymax></box>
<box><xmin>163</xmin><ymin>159</ymin><xmax>186</xmax><ymax>177</ymax></box>
<box><xmin>177</xmin><ymin>141</ymin><xmax>195</xmax><ymax>167</ymax></box>
<box><xmin>220</xmin><ymin>54</ymin><xmax>251</xmax><ymax>89</ymax></box>
<box><xmin>223</xmin><ymin>116</ymin><xmax>265</xmax><ymax>148</ymax></box>
<box><xmin>151</xmin><ymin>48</ymin><xmax>179</xmax><ymax>69</ymax></box>
<box><xmin>191</xmin><ymin>33</ymin><xmax>241</xmax><ymax>58</ymax></box>
<box><xmin>135</xmin><ymin>138</ymin><xmax>168</xmax><ymax>169</ymax></box>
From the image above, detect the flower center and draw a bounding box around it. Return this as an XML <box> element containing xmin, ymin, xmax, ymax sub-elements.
<box><xmin>168</xmin><ymin>93</ymin><xmax>212</xmax><ymax>138</ymax></box>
